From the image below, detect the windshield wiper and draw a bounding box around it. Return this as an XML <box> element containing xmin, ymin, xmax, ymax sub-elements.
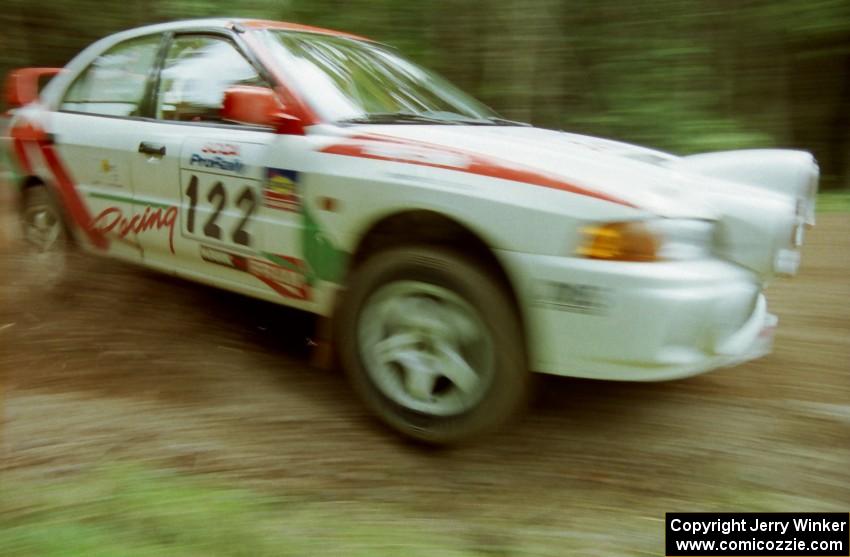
<box><xmin>484</xmin><ymin>116</ymin><xmax>531</xmax><ymax>127</ymax></box>
<box><xmin>337</xmin><ymin>112</ymin><xmax>532</xmax><ymax>127</ymax></box>
<box><xmin>337</xmin><ymin>112</ymin><xmax>465</xmax><ymax>125</ymax></box>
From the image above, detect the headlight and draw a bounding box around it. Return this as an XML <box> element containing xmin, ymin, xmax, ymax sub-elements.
<box><xmin>576</xmin><ymin>219</ymin><xmax>714</xmax><ymax>262</ymax></box>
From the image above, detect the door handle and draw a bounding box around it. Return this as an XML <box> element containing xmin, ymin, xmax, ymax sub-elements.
<box><xmin>138</xmin><ymin>141</ymin><xmax>166</xmax><ymax>156</ymax></box>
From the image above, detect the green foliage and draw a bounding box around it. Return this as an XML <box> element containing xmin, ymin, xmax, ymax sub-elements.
<box><xmin>0</xmin><ymin>465</ymin><xmax>488</xmax><ymax>557</ymax></box>
<box><xmin>817</xmin><ymin>192</ymin><xmax>850</xmax><ymax>213</ymax></box>
<box><xmin>0</xmin><ymin>0</ymin><xmax>847</xmax><ymax>188</ymax></box>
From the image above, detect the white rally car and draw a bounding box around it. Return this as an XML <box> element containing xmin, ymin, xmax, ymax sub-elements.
<box><xmin>5</xmin><ymin>19</ymin><xmax>818</xmax><ymax>443</ymax></box>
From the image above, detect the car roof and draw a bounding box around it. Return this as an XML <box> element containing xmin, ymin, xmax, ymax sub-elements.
<box><xmin>36</xmin><ymin>18</ymin><xmax>376</xmax><ymax>108</ymax></box>
<box><xmin>240</xmin><ymin>19</ymin><xmax>372</xmax><ymax>41</ymax></box>
<box><xmin>110</xmin><ymin>17</ymin><xmax>373</xmax><ymax>42</ymax></box>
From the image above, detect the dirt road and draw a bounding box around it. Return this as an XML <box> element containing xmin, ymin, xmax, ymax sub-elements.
<box><xmin>1</xmin><ymin>207</ymin><xmax>848</xmax><ymax>554</ymax></box>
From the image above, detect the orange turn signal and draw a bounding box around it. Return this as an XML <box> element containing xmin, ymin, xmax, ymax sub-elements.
<box><xmin>576</xmin><ymin>221</ymin><xmax>660</xmax><ymax>262</ymax></box>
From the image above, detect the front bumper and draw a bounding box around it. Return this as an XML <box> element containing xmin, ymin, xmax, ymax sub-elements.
<box><xmin>498</xmin><ymin>251</ymin><xmax>776</xmax><ymax>381</ymax></box>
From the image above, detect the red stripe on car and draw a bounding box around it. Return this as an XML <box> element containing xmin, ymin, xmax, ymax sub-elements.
<box><xmin>38</xmin><ymin>142</ymin><xmax>108</xmax><ymax>249</ymax></box>
<box><xmin>11</xmin><ymin>120</ymin><xmax>108</xmax><ymax>249</ymax></box>
<box><xmin>11</xmin><ymin>137</ymin><xmax>32</xmax><ymax>174</ymax></box>
<box><xmin>321</xmin><ymin>135</ymin><xmax>635</xmax><ymax>208</ymax></box>
<box><xmin>239</xmin><ymin>19</ymin><xmax>373</xmax><ymax>42</ymax></box>
<box><xmin>8</xmin><ymin>122</ymin><xmax>43</xmax><ymax>173</ymax></box>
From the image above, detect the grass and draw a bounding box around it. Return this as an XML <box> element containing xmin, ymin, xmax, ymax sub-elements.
<box><xmin>3</xmin><ymin>463</ymin><xmax>837</xmax><ymax>557</ymax></box>
<box><xmin>816</xmin><ymin>191</ymin><xmax>850</xmax><ymax>213</ymax></box>
<box><xmin>0</xmin><ymin>465</ymin><xmax>512</xmax><ymax>557</ymax></box>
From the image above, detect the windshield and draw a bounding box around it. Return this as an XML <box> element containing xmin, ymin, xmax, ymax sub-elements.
<box><xmin>261</xmin><ymin>31</ymin><xmax>513</xmax><ymax>125</ymax></box>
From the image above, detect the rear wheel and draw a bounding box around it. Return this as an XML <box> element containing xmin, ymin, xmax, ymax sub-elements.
<box><xmin>19</xmin><ymin>185</ymin><xmax>71</xmax><ymax>288</ymax></box>
<box><xmin>337</xmin><ymin>246</ymin><xmax>529</xmax><ymax>444</ymax></box>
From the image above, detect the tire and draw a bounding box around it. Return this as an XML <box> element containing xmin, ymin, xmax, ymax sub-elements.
<box><xmin>336</xmin><ymin>245</ymin><xmax>530</xmax><ymax>444</ymax></box>
<box><xmin>18</xmin><ymin>184</ymin><xmax>73</xmax><ymax>289</ymax></box>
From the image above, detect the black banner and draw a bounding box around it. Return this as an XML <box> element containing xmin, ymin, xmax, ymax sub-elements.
<box><xmin>666</xmin><ymin>513</ymin><xmax>849</xmax><ymax>556</ymax></box>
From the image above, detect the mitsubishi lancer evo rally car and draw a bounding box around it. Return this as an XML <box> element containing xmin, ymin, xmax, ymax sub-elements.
<box><xmin>4</xmin><ymin>19</ymin><xmax>818</xmax><ymax>443</ymax></box>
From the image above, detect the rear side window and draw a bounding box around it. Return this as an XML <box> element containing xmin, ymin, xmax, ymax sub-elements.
<box><xmin>156</xmin><ymin>35</ymin><xmax>267</xmax><ymax>123</ymax></box>
<box><xmin>60</xmin><ymin>35</ymin><xmax>162</xmax><ymax>117</ymax></box>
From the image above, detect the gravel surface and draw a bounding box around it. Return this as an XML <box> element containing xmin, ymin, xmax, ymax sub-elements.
<box><xmin>1</xmin><ymin>201</ymin><xmax>848</xmax><ymax>554</ymax></box>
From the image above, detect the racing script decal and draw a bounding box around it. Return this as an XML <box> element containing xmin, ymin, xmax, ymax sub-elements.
<box><xmin>91</xmin><ymin>204</ymin><xmax>178</xmax><ymax>253</ymax></box>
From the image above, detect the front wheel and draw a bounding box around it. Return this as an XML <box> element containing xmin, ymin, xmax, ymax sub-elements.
<box><xmin>336</xmin><ymin>246</ymin><xmax>529</xmax><ymax>444</ymax></box>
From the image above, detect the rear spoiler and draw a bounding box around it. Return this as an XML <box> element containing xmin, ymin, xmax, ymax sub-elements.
<box><xmin>4</xmin><ymin>67</ymin><xmax>63</xmax><ymax>113</ymax></box>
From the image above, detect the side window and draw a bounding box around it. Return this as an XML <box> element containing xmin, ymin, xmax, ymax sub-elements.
<box><xmin>156</xmin><ymin>35</ymin><xmax>267</xmax><ymax>123</ymax></box>
<box><xmin>60</xmin><ymin>35</ymin><xmax>162</xmax><ymax>117</ymax></box>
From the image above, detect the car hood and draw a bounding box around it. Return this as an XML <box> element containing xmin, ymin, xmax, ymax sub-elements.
<box><xmin>345</xmin><ymin>124</ymin><xmax>715</xmax><ymax>218</ymax></box>
<box><xmin>337</xmin><ymin>124</ymin><xmax>811</xmax><ymax>279</ymax></box>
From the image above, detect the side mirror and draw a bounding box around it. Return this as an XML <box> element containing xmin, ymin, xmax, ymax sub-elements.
<box><xmin>221</xmin><ymin>86</ymin><xmax>305</xmax><ymax>135</ymax></box>
<box><xmin>4</xmin><ymin>67</ymin><xmax>62</xmax><ymax>112</ymax></box>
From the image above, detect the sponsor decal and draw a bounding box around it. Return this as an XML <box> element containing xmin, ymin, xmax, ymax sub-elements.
<box><xmin>201</xmin><ymin>143</ymin><xmax>240</xmax><ymax>156</ymax></box>
<box><xmin>200</xmin><ymin>245</ymin><xmax>311</xmax><ymax>300</ymax></box>
<box><xmin>189</xmin><ymin>153</ymin><xmax>245</xmax><ymax>174</ymax></box>
<box><xmin>302</xmin><ymin>204</ymin><xmax>348</xmax><ymax>283</ymax></box>
<box><xmin>246</xmin><ymin>258</ymin><xmax>309</xmax><ymax>298</ymax></box>
<box><xmin>198</xmin><ymin>245</ymin><xmax>233</xmax><ymax>266</ymax></box>
<box><xmin>534</xmin><ymin>280</ymin><xmax>610</xmax><ymax>315</ymax></box>
<box><xmin>91</xmin><ymin>158</ymin><xmax>123</xmax><ymax>187</ymax></box>
<box><xmin>262</xmin><ymin>168</ymin><xmax>300</xmax><ymax>212</ymax></box>
<box><xmin>91</xmin><ymin>204</ymin><xmax>178</xmax><ymax>254</ymax></box>
<box><xmin>260</xmin><ymin>168</ymin><xmax>349</xmax><ymax>283</ymax></box>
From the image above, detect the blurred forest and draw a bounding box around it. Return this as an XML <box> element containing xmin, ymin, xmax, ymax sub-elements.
<box><xmin>1</xmin><ymin>0</ymin><xmax>847</xmax><ymax>188</ymax></box>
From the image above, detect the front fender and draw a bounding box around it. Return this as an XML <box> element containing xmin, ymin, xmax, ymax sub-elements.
<box><xmin>671</xmin><ymin>149</ymin><xmax>819</xmax><ymax>225</ymax></box>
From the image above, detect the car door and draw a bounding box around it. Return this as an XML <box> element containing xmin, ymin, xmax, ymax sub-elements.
<box><xmin>52</xmin><ymin>33</ymin><xmax>165</xmax><ymax>262</ymax></box>
<box><xmin>133</xmin><ymin>32</ymin><xmax>313</xmax><ymax>305</ymax></box>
